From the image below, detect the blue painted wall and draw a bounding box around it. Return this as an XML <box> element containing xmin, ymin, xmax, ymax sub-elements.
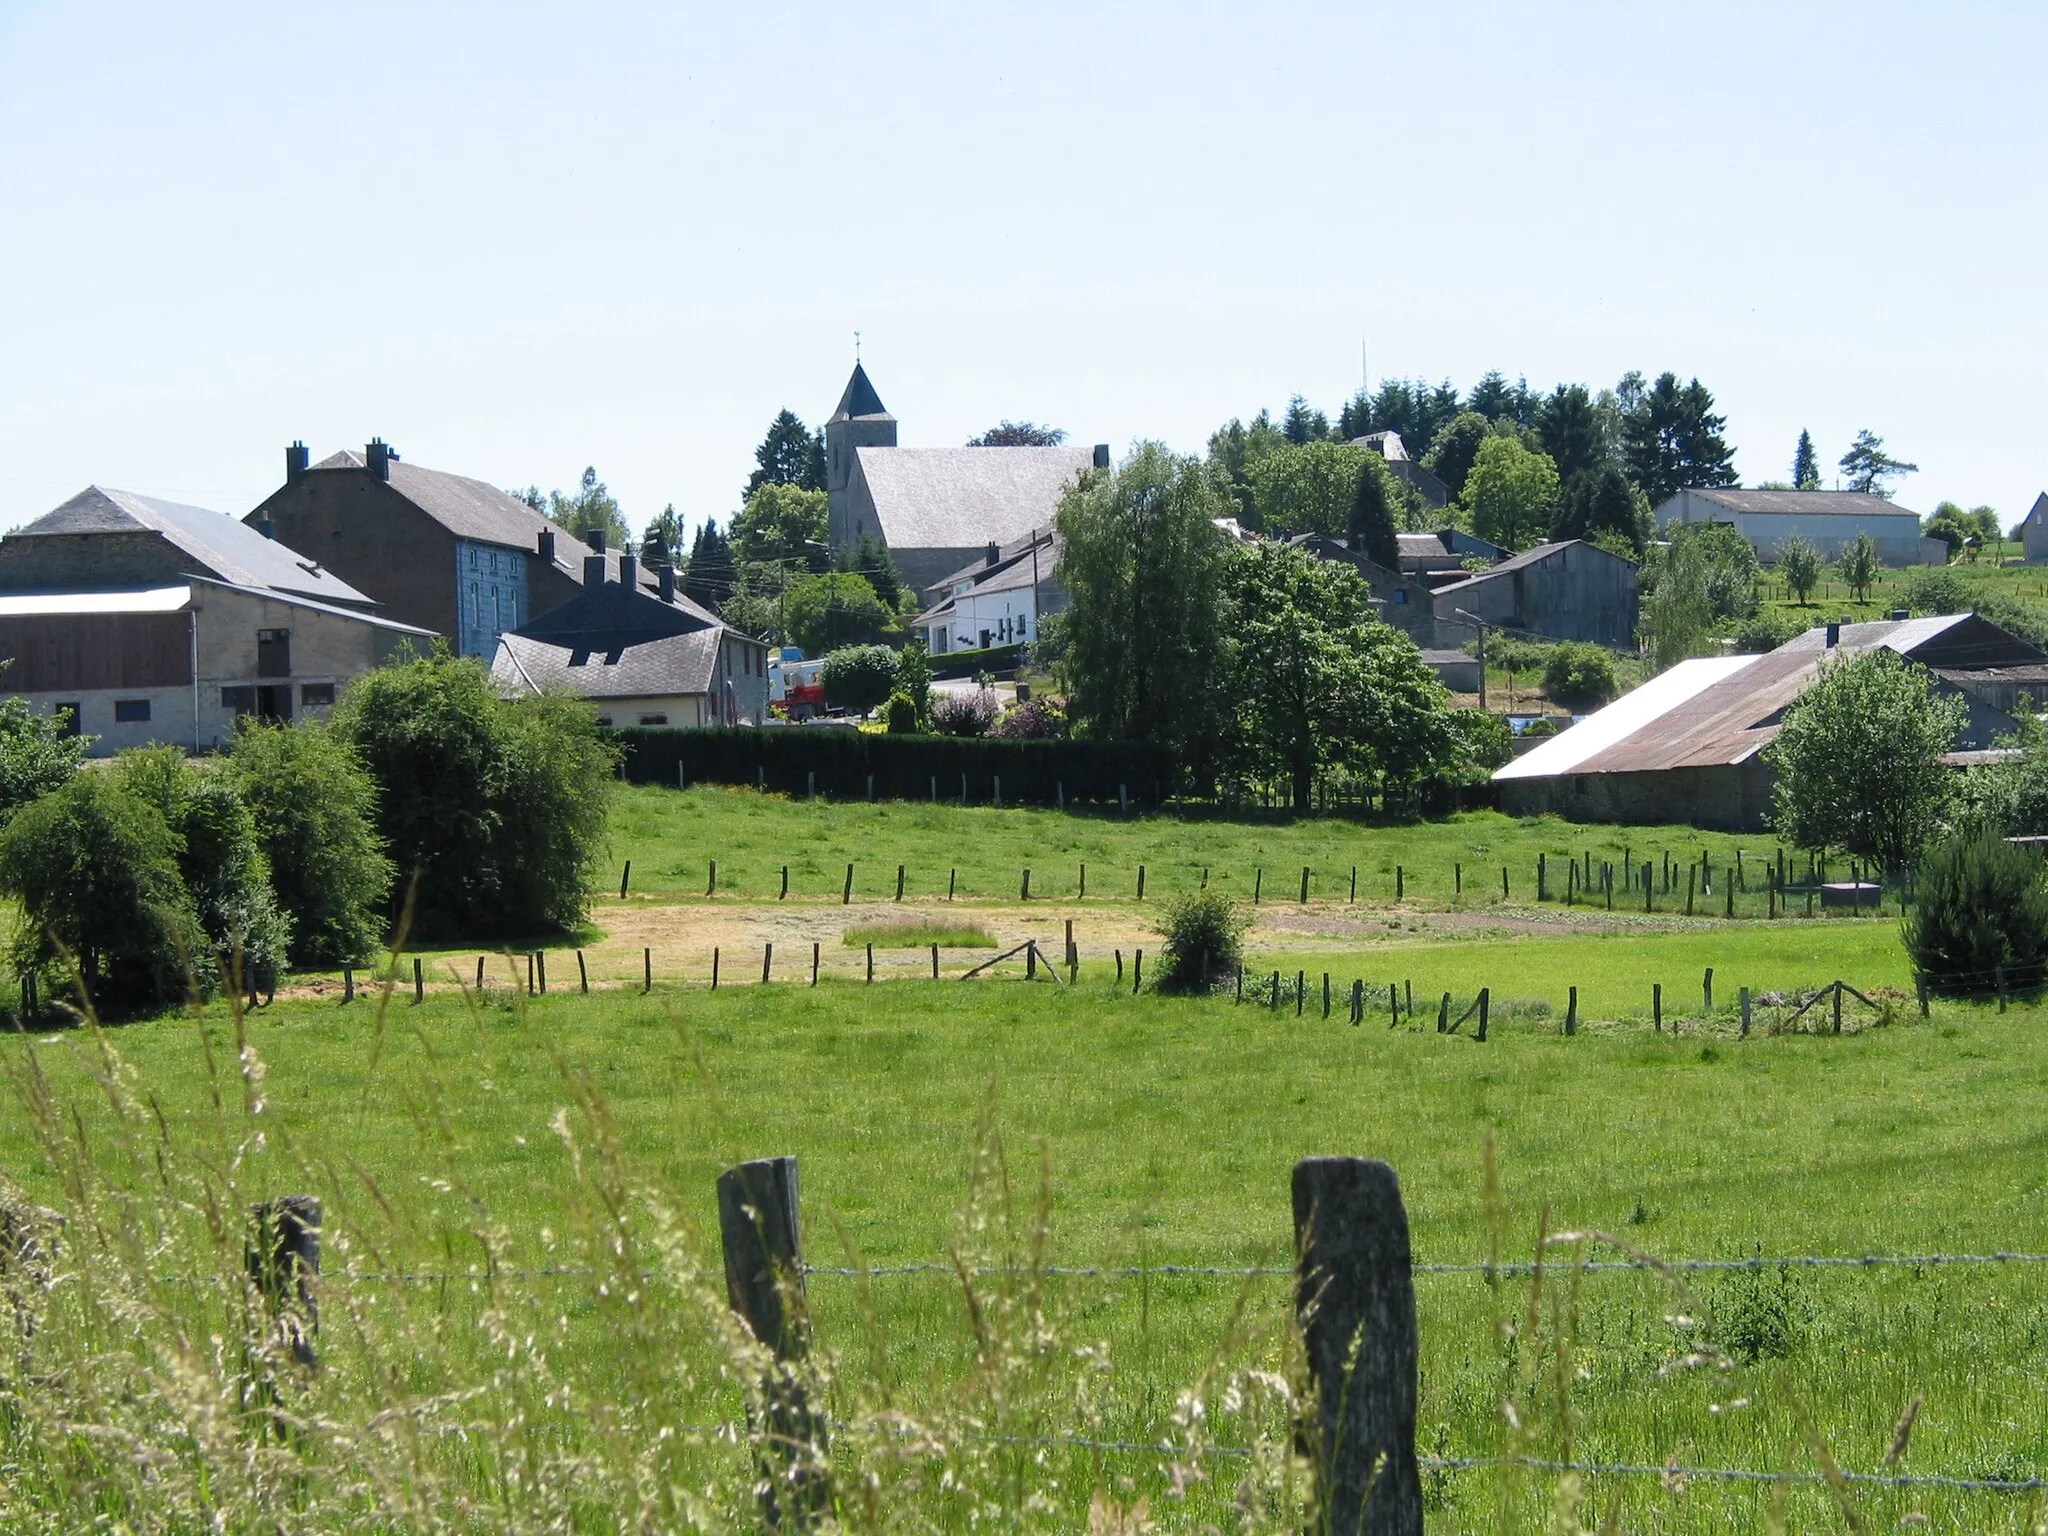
<box><xmin>456</xmin><ymin>539</ymin><xmax>529</xmax><ymax>657</ymax></box>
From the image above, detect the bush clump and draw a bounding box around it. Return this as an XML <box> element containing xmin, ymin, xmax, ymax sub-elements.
<box><xmin>333</xmin><ymin>650</ymin><xmax>617</xmax><ymax>941</ymax></box>
<box><xmin>931</xmin><ymin>688</ymin><xmax>1001</xmax><ymax>738</ymax></box>
<box><xmin>821</xmin><ymin>644</ymin><xmax>900</xmax><ymax>718</ymax></box>
<box><xmin>228</xmin><ymin>721</ymin><xmax>393</xmax><ymax>965</ymax></box>
<box><xmin>0</xmin><ymin>772</ymin><xmax>207</xmax><ymax>1015</ymax></box>
<box><xmin>988</xmin><ymin>697</ymin><xmax>1066</xmax><ymax>740</ymax></box>
<box><xmin>1540</xmin><ymin>643</ymin><xmax>1620</xmax><ymax>708</ymax></box>
<box><xmin>1903</xmin><ymin>829</ymin><xmax>2048</xmax><ymax>994</ymax></box>
<box><xmin>1152</xmin><ymin>891</ymin><xmax>1248</xmax><ymax>995</ymax></box>
<box><xmin>884</xmin><ymin>691</ymin><xmax>921</xmax><ymax>734</ymax></box>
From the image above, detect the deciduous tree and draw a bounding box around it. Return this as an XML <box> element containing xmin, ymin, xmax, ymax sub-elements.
<box><xmin>1248</xmin><ymin>440</ymin><xmax>1371</xmax><ymax>538</ymax></box>
<box><xmin>967</xmin><ymin>421</ymin><xmax>1067</xmax><ymax>446</ymax></box>
<box><xmin>1461</xmin><ymin>436</ymin><xmax>1560</xmax><ymax>552</ymax></box>
<box><xmin>549</xmin><ymin>467</ymin><xmax>630</xmax><ymax>550</ymax></box>
<box><xmin>640</xmin><ymin>503</ymin><xmax>684</xmax><ymax>568</ymax></box>
<box><xmin>1837</xmin><ymin>530</ymin><xmax>1881</xmax><ymax>599</ymax></box>
<box><xmin>1778</xmin><ymin>536</ymin><xmax>1822</xmax><ymax>604</ymax></box>
<box><xmin>1422</xmin><ymin>411</ymin><xmax>1494</xmax><ymax>500</ymax></box>
<box><xmin>730</xmin><ymin>482</ymin><xmax>829</xmax><ymax>571</ymax></box>
<box><xmin>1768</xmin><ymin>648</ymin><xmax>1963</xmax><ymax>873</ymax></box>
<box><xmin>784</xmin><ymin>572</ymin><xmax>894</xmax><ymax>655</ymax></box>
<box><xmin>1346</xmin><ymin>456</ymin><xmax>1400</xmax><ymax>569</ymax></box>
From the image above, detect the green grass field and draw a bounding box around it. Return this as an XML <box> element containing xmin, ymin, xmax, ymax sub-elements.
<box><xmin>2</xmin><ymin>786</ymin><xmax>2042</xmax><ymax>1530</ymax></box>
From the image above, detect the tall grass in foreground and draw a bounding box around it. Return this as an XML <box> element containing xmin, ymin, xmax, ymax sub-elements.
<box><xmin>2</xmin><ymin>980</ymin><xmax>2044</xmax><ymax>1530</ymax></box>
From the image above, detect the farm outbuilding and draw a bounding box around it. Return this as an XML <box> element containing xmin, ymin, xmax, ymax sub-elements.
<box><xmin>1495</xmin><ymin>614</ymin><xmax>2038</xmax><ymax>830</ymax></box>
<box><xmin>1430</xmin><ymin>539</ymin><xmax>1638</xmax><ymax>648</ymax></box>
<box><xmin>1656</xmin><ymin>487</ymin><xmax>1944</xmax><ymax>566</ymax></box>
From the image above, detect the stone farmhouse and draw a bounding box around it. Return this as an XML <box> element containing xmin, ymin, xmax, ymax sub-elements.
<box><xmin>1656</xmin><ymin>488</ymin><xmax>1943</xmax><ymax>566</ymax></box>
<box><xmin>492</xmin><ymin>553</ymin><xmax>768</xmax><ymax>728</ymax></box>
<box><xmin>823</xmin><ymin>364</ymin><xmax>1108</xmax><ymax>594</ymax></box>
<box><xmin>2015</xmin><ymin>492</ymin><xmax>2048</xmax><ymax>564</ymax></box>
<box><xmin>250</xmin><ymin>439</ymin><xmax>658</xmax><ymax>658</ymax></box>
<box><xmin>0</xmin><ymin>486</ymin><xmax>431</xmax><ymax>752</ymax></box>
<box><xmin>914</xmin><ymin>526</ymin><xmax>1062</xmax><ymax>657</ymax></box>
<box><xmin>1430</xmin><ymin>539</ymin><xmax>1639</xmax><ymax>649</ymax></box>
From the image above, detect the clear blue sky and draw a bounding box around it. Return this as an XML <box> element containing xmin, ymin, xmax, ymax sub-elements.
<box><xmin>2</xmin><ymin>1</ymin><xmax>2041</xmax><ymax>539</ymax></box>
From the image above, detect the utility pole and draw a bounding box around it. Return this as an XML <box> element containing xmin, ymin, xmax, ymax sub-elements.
<box><xmin>1455</xmin><ymin>608</ymin><xmax>1489</xmax><ymax>711</ymax></box>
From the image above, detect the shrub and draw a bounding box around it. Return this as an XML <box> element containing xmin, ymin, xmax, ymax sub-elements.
<box><xmin>931</xmin><ymin>688</ymin><xmax>1000</xmax><ymax>738</ymax></box>
<box><xmin>228</xmin><ymin>721</ymin><xmax>394</xmax><ymax>966</ymax></box>
<box><xmin>988</xmin><ymin>698</ymin><xmax>1066</xmax><ymax>740</ymax></box>
<box><xmin>0</xmin><ymin>772</ymin><xmax>205</xmax><ymax>1016</ymax></box>
<box><xmin>894</xmin><ymin>643</ymin><xmax>932</xmax><ymax>725</ymax></box>
<box><xmin>784</xmin><ymin>572</ymin><xmax>894</xmax><ymax>655</ymax></box>
<box><xmin>821</xmin><ymin>644</ymin><xmax>899</xmax><ymax>717</ymax></box>
<box><xmin>1903</xmin><ymin>566</ymin><xmax>1969</xmax><ymax>616</ymax></box>
<box><xmin>1450</xmin><ymin>709</ymin><xmax>1515</xmax><ymax>774</ymax></box>
<box><xmin>884</xmin><ymin>691</ymin><xmax>920</xmax><ymax>734</ymax></box>
<box><xmin>1728</xmin><ymin>610</ymin><xmax>1806</xmax><ymax>654</ymax></box>
<box><xmin>1152</xmin><ymin>891</ymin><xmax>1248</xmax><ymax>995</ymax></box>
<box><xmin>0</xmin><ymin>694</ymin><xmax>86</xmax><ymax>819</ymax></box>
<box><xmin>333</xmin><ymin>651</ymin><xmax>618</xmax><ymax>941</ymax></box>
<box><xmin>115</xmin><ymin>748</ymin><xmax>292</xmax><ymax>992</ymax></box>
<box><xmin>1540</xmin><ymin>643</ymin><xmax>1619</xmax><ymax>708</ymax></box>
<box><xmin>1903</xmin><ymin>829</ymin><xmax>2048</xmax><ymax>994</ymax></box>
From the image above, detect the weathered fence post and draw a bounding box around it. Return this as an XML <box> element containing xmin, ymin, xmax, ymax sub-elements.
<box><xmin>1835</xmin><ymin>980</ymin><xmax>1845</xmax><ymax>1032</ymax></box>
<box><xmin>619</xmin><ymin>860</ymin><xmax>632</xmax><ymax>900</ymax></box>
<box><xmin>247</xmin><ymin>1195</ymin><xmax>321</xmax><ymax>1370</ymax></box>
<box><xmin>343</xmin><ymin>964</ymin><xmax>354</xmax><ymax>1002</ymax></box>
<box><xmin>1352</xmin><ymin>978</ymin><xmax>1364</xmax><ymax>1025</ymax></box>
<box><xmin>1116</xmin><ymin>950</ymin><xmax>1124</xmax><ymax>983</ymax></box>
<box><xmin>1020</xmin><ymin>868</ymin><xmax>1030</xmax><ymax>901</ymax></box>
<box><xmin>1137</xmin><ymin>865</ymin><xmax>1147</xmax><ymax>900</ymax></box>
<box><xmin>1740</xmin><ymin>985</ymin><xmax>1752</xmax><ymax>1037</ymax></box>
<box><xmin>762</xmin><ymin>943</ymin><xmax>773</xmax><ymax>985</ymax></box>
<box><xmin>842</xmin><ymin>864</ymin><xmax>854</xmax><ymax>905</ymax></box>
<box><xmin>780</xmin><ymin>865</ymin><xmax>789</xmax><ymax>900</ymax></box>
<box><xmin>1475</xmin><ymin>988</ymin><xmax>1490</xmax><ymax>1042</ymax></box>
<box><xmin>711</xmin><ymin>948</ymin><xmax>720</xmax><ymax>989</ymax></box>
<box><xmin>476</xmin><ymin>955</ymin><xmax>484</xmax><ymax>989</ymax></box>
<box><xmin>1351</xmin><ymin>865</ymin><xmax>1358</xmax><ymax>902</ymax></box>
<box><xmin>1565</xmin><ymin>985</ymin><xmax>1577</xmax><ymax>1036</ymax></box>
<box><xmin>896</xmin><ymin>865</ymin><xmax>905</xmax><ymax>901</ymax></box>
<box><xmin>538</xmin><ymin>952</ymin><xmax>547</xmax><ymax>994</ymax></box>
<box><xmin>1065</xmin><ymin>919</ymin><xmax>1075</xmax><ymax>968</ymax></box>
<box><xmin>1915</xmin><ymin>971</ymin><xmax>1928</xmax><ymax>1018</ymax></box>
<box><xmin>866</xmin><ymin>944</ymin><xmax>874</xmax><ymax>984</ymax></box>
<box><xmin>1291</xmin><ymin>1157</ymin><xmax>1422</xmax><ymax>1536</ymax></box>
<box><xmin>812</xmin><ymin>942</ymin><xmax>821</xmax><ymax>986</ymax></box>
<box><xmin>1254</xmin><ymin>867</ymin><xmax>1263</xmax><ymax>904</ymax></box>
<box><xmin>950</xmin><ymin>868</ymin><xmax>958</xmax><ymax>901</ymax></box>
<box><xmin>1323</xmin><ymin>973</ymin><xmax>1331</xmax><ymax>1018</ymax></box>
<box><xmin>1078</xmin><ymin>862</ymin><xmax>1085</xmax><ymax>899</ymax></box>
<box><xmin>1301</xmin><ymin>866</ymin><xmax>1312</xmax><ymax>903</ymax></box>
<box><xmin>1436</xmin><ymin>993</ymin><xmax>1450</xmax><ymax>1032</ymax></box>
<box><xmin>1653</xmin><ymin>982</ymin><xmax>1662</xmax><ymax>1033</ymax></box>
<box><xmin>1270</xmin><ymin>971</ymin><xmax>1280</xmax><ymax>1010</ymax></box>
<box><xmin>1501</xmin><ymin>866</ymin><xmax>1509</xmax><ymax>899</ymax></box>
<box><xmin>708</xmin><ymin>859</ymin><xmax>718</xmax><ymax>897</ymax></box>
<box><xmin>644</xmin><ymin>948</ymin><xmax>652</xmax><ymax>993</ymax></box>
<box><xmin>1702</xmin><ymin>967</ymin><xmax>1713</xmax><ymax>1013</ymax></box>
<box><xmin>413</xmin><ymin>957</ymin><xmax>423</xmax><ymax>1004</ymax></box>
<box><xmin>1536</xmin><ymin>852</ymin><xmax>1545</xmax><ymax>901</ymax></box>
<box><xmin>1133</xmin><ymin>949</ymin><xmax>1143</xmax><ymax>994</ymax></box>
<box><xmin>716</xmin><ymin>1157</ymin><xmax>828</xmax><ymax>1529</ymax></box>
<box><xmin>931</xmin><ymin>943</ymin><xmax>939</xmax><ymax>981</ymax></box>
<box><xmin>578</xmin><ymin>950</ymin><xmax>589</xmax><ymax>993</ymax></box>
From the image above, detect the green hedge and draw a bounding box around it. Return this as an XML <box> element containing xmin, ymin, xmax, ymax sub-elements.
<box><xmin>611</xmin><ymin>728</ymin><xmax>1175</xmax><ymax>806</ymax></box>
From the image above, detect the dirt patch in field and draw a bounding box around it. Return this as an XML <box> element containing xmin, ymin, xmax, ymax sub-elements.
<box><xmin>1252</xmin><ymin>903</ymin><xmax>1721</xmax><ymax>943</ymax></box>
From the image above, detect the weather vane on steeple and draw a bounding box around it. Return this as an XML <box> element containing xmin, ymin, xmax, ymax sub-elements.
<box><xmin>854</xmin><ymin>329</ymin><xmax>861</xmax><ymax>362</ymax></box>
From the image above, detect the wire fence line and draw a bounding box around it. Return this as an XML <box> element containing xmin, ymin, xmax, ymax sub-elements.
<box><xmin>183</xmin><ymin>1246</ymin><xmax>2048</xmax><ymax>1289</ymax></box>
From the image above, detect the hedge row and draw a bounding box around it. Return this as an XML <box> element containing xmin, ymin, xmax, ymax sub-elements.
<box><xmin>930</xmin><ymin>642</ymin><xmax>1027</xmax><ymax>680</ymax></box>
<box><xmin>611</xmin><ymin>727</ymin><xmax>1176</xmax><ymax>805</ymax></box>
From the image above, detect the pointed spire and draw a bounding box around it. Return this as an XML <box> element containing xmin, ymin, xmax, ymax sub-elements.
<box><xmin>829</xmin><ymin>361</ymin><xmax>891</xmax><ymax>424</ymax></box>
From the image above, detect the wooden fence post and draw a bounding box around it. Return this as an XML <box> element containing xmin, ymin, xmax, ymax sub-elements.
<box><xmin>708</xmin><ymin>859</ymin><xmax>717</xmax><ymax>897</ymax></box>
<box><xmin>762</xmin><ymin>943</ymin><xmax>773</xmax><ymax>985</ymax></box>
<box><xmin>842</xmin><ymin>864</ymin><xmax>854</xmax><ymax>905</ymax></box>
<box><xmin>538</xmin><ymin>952</ymin><xmax>547</xmax><ymax>994</ymax></box>
<box><xmin>1475</xmin><ymin>988</ymin><xmax>1490</xmax><ymax>1042</ymax></box>
<box><xmin>1565</xmin><ymin>985</ymin><xmax>1577</xmax><ymax>1036</ymax></box>
<box><xmin>1021</xmin><ymin>868</ymin><xmax>1030</xmax><ymax>901</ymax></box>
<box><xmin>526</xmin><ymin>952</ymin><xmax>534</xmax><ymax>995</ymax></box>
<box><xmin>1437</xmin><ymin>993</ymin><xmax>1450</xmax><ymax>1033</ymax></box>
<box><xmin>343</xmin><ymin>965</ymin><xmax>354</xmax><ymax>1003</ymax></box>
<box><xmin>1270</xmin><ymin>971</ymin><xmax>1280</xmax><ymax>1010</ymax></box>
<box><xmin>412</xmin><ymin>957</ymin><xmax>423</xmax><ymax>1004</ymax></box>
<box><xmin>619</xmin><ymin>860</ymin><xmax>631</xmax><ymax>900</ymax></box>
<box><xmin>1653</xmin><ymin>982</ymin><xmax>1662</xmax><ymax>1033</ymax></box>
<box><xmin>1133</xmin><ymin>949</ymin><xmax>1143</xmax><ymax>994</ymax></box>
<box><xmin>578</xmin><ymin>950</ymin><xmax>589</xmax><ymax>993</ymax></box>
<box><xmin>1115</xmin><ymin>950</ymin><xmax>1123</xmax><ymax>983</ymax></box>
<box><xmin>1350</xmin><ymin>866</ymin><xmax>1358</xmax><ymax>903</ymax></box>
<box><xmin>1703</xmin><ymin>967</ymin><xmax>1713</xmax><ymax>1013</ymax></box>
<box><xmin>1291</xmin><ymin>1157</ymin><xmax>1422</xmax><ymax>1536</ymax></box>
<box><xmin>1915</xmin><ymin>972</ymin><xmax>1928</xmax><ymax>1018</ymax></box>
<box><xmin>1835</xmin><ymin>980</ymin><xmax>1846</xmax><ymax>1032</ymax></box>
<box><xmin>247</xmin><ymin>1195</ymin><xmax>321</xmax><ymax>1370</ymax></box>
<box><xmin>1322</xmin><ymin>973</ymin><xmax>1331</xmax><ymax>1018</ymax></box>
<box><xmin>1078</xmin><ymin>862</ymin><xmax>1085</xmax><ymax>899</ymax></box>
<box><xmin>1351</xmin><ymin>978</ymin><xmax>1363</xmax><ymax>1025</ymax></box>
<box><xmin>644</xmin><ymin>948</ymin><xmax>652</xmax><ymax>993</ymax></box>
<box><xmin>866</xmin><ymin>944</ymin><xmax>874</xmax><ymax>984</ymax></box>
<box><xmin>896</xmin><ymin>866</ymin><xmax>905</xmax><ymax>902</ymax></box>
<box><xmin>1065</xmin><ymin>919</ymin><xmax>1075</xmax><ymax>968</ymax></box>
<box><xmin>1301</xmin><ymin>866</ymin><xmax>1311</xmax><ymax>903</ymax></box>
<box><xmin>716</xmin><ymin>1157</ymin><xmax>828</xmax><ymax>1529</ymax></box>
<box><xmin>1501</xmin><ymin>867</ymin><xmax>1509</xmax><ymax>899</ymax></box>
<box><xmin>712</xmin><ymin>948</ymin><xmax>720</xmax><ymax>990</ymax></box>
<box><xmin>812</xmin><ymin>943</ymin><xmax>820</xmax><ymax>986</ymax></box>
<box><xmin>1255</xmin><ymin>867</ymin><xmax>1263</xmax><ymax>904</ymax></box>
<box><xmin>1137</xmin><ymin>865</ymin><xmax>1147</xmax><ymax>900</ymax></box>
<box><xmin>781</xmin><ymin>865</ymin><xmax>789</xmax><ymax>900</ymax></box>
<box><xmin>1740</xmin><ymin>986</ymin><xmax>1751</xmax><ymax>1037</ymax></box>
<box><xmin>1536</xmin><ymin>852</ymin><xmax>1545</xmax><ymax>901</ymax></box>
<box><xmin>949</xmin><ymin>868</ymin><xmax>957</xmax><ymax>901</ymax></box>
<box><xmin>931</xmin><ymin>943</ymin><xmax>939</xmax><ymax>981</ymax></box>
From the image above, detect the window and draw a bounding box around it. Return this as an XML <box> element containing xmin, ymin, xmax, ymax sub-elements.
<box><xmin>257</xmin><ymin>628</ymin><xmax>291</xmax><ymax>678</ymax></box>
<box><xmin>222</xmin><ymin>686</ymin><xmax>257</xmax><ymax>715</ymax></box>
<box><xmin>52</xmin><ymin>703</ymin><xmax>81</xmax><ymax>737</ymax></box>
<box><xmin>300</xmin><ymin>682</ymin><xmax>336</xmax><ymax>708</ymax></box>
<box><xmin>114</xmin><ymin>699</ymin><xmax>151</xmax><ymax>723</ymax></box>
<box><xmin>595</xmin><ymin>715</ymin><xmax>614</xmax><ymax>728</ymax></box>
<box><xmin>638</xmin><ymin>713</ymin><xmax>668</xmax><ymax>726</ymax></box>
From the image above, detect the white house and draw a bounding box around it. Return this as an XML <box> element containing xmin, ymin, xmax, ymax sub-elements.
<box><xmin>1655</xmin><ymin>488</ymin><xmax>1942</xmax><ymax>565</ymax></box>
<box><xmin>915</xmin><ymin>527</ymin><xmax>1060</xmax><ymax>656</ymax></box>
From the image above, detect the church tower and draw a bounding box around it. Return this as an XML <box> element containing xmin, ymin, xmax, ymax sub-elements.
<box><xmin>826</xmin><ymin>362</ymin><xmax>897</xmax><ymax>554</ymax></box>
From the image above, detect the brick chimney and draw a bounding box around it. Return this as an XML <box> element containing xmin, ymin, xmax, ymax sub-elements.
<box><xmin>583</xmin><ymin>554</ymin><xmax>607</xmax><ymax>586</ymax></box>
<box><xmin>658</xmin><ymin>563</ymin><xmax>677</xmax><ymax>602</ymax></box>
<box><xmin>285</xmin><ymin>440</ymin><xmax>309</xmax><ymax>482</ymax></box>
<box><xmin>537</xmin><ymin>529</ymin><xmax>556</xmax><ymax>564</ymax></box>
<box><xmin>1092</xmin><ymin>443</ymin><xmax>1111</xmax><ymax>469</ymax></box>
<box><xmin>365</xmin><ymin>438</ymin><xmax>396</xmax><ymax>480</ymax></box>
<box><xmin>587</xmin><ymin>528</ymin><xmax>606</xmax><ymax>554</ymax></box>
<box><xmin>617</xmin><ymin>554</ymin><xmax>637</xmax><ymax>589</ymax></box>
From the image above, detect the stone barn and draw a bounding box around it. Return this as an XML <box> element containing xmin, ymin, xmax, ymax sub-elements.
<box><xmin>1430</xmin><ymin>539</ymin><xmax>1638</xmax><ymax>648</ymax></box>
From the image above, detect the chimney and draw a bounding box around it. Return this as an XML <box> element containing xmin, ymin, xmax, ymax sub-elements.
<box><xmin>588</xmin><ymin>528</ymin><xmax>607</xmax><ymax>554</ymax></box>
<box><xmin>583</xmin><ymin>554</ymin><xmax>607</xmax><ymax>586</ymax></box>
<box><xmin>285</xmin><ymin>440</ymin><xmax>309</xmax><ymax>482</ymax></box>
<box><xmin>658</xmin><ymin>563</ymin><xmax>677</xmax><ymax>602</ymax></box>
<box><xmin>1825</xmin><ymin>621</ymin><xmax>1840</xmax><ymax>648</ymax></box>
<box><xmin>986</xmin><ymin>541</ymin><xmax>1000</xmax><ymax>567</ymax></box>
<box><xmin>256</xmin><ymin>518</ymin><xmax>277</xmax><ymax>541</ymax></box>
<box><xmin>617</xmin><ymin>553</ymin><xmax>637</xmax><ymax>590</ymax></box>
<box><xmin>365</xmin><ymin>438</ymin><xmax>396</xmax><ymax>480</ymax></box>
<box><xmin>537</xmin><ymin>528</ymin><xmax>556</xmax><ymax>564</ymax></box>
<box><xmin>1092</xmin><ymin>443</ymin><xmax>1111</xmax><ymax>470</ymax></box>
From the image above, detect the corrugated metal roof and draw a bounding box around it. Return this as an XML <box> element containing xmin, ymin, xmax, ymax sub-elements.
<box><xmin>19</xmin><ymin>487</ymin><xmax>375</xmax><ymax>607</ymax></box>
<box><xmin>856</xmin><ymin>445</ymin><xmax>1094</xmax><ymax>551</ymax></box>
<box><xmin>1677</xmin><ymin>488</ymin><xmax>1923</xmax><ymax>518</ymax></box>
<box><xmin>1495</xmin><ymin>657</ymin><xmax>1761</xmax><ymax>780</ymax></box>
<box><xmin>0</xmin><ymin>585</ymin><xmax>192</xmax><ymax>615</ymax></box>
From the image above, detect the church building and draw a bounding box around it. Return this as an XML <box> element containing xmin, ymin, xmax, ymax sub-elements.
<box><xmin>823</xmin><ymin>364</ymin><xmax>1108</xmax><ymax>594</ymax></box>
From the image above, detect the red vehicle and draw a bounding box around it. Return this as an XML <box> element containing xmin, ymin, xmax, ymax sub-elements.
<box><xmin>773</xmin><ymin>656</ymin><xmax>827</xmax><ymax>720</ymax></box>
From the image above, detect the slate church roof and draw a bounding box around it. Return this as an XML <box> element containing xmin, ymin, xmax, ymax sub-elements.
<box><xmin>856</xmin><ymin>445</ymin><xmax>1099</xmax><ymax>552</ymax></box>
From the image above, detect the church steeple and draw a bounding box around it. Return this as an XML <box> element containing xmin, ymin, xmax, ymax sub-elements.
<box><xmin>826</xmin><ymin>362</ymin><xmax>898</xmax><ymax>556</ymax></box>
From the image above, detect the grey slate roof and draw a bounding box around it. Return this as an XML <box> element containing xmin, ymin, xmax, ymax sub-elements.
<box><xmin>829</xmin><ymin>363</ymin><xmax>892</xmax><ymax>423</ymax></box>
<box><xmin>1677</xmin><ymin>488</ymin><xmax>1923</xmax><ymax>518</ymax></box>
<box><xmin>304</xmin><ymin>450</ymin><xmax>711</xmax><ymax>613</ymax></box>
<box><xmin>20</xmin><ymin>486</ymin><xmax>375</xmax><ymax>607</ymax></box>
<box><xmin>494</xmin><ymin>629</ymin><xmax>723</xmax><ymax>700</ymax></box>
<box><xmin>857</xmin><ymin>445</ymin><xmax>1095</xmax><ymax>552</ymax></box>
<box><xmin>1430</xmin><ymin>539</ymin><xmax>1630</xmax><ymax>597</ymax></box>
